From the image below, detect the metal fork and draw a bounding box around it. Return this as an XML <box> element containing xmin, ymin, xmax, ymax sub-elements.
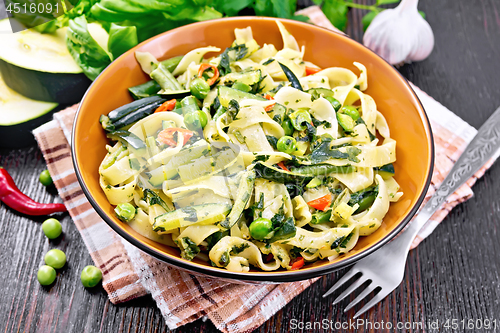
<box><xmin>323</xmin><ymin>106</ymin><xmax>500</xmax><ymax>318</ymax></box>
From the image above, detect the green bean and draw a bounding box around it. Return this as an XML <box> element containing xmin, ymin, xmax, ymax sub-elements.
<box><xmin>281</xmin><ymin>117</ymin><xmax>295</xmax><ymax>136</ymax></box>
<box><xmin>184</xmin><ymin>111</ymin><xmax>204</xmax><ymax>130</ymax></box>
<box><xmin>325</xmin><ymin>96</ymin><xmax>342</xmax><ymax>111</ymax></box>
<box><xmin>160</xmin><ymin>55</ymin><xmax>183</xmax><ymax>73</ymax></box>
<box><xmin>277</xmin><ymin>136</ymin><xmax>297</xmax><ymax>153</ymax></box>
<box><xmin>150</xmin><ymin>63</ymin><xmax>182</xmax><ymax>91</ymax></box>
<box><xmin>232</xmin><ymin>82</ymin><xmax>251</xmax><ymax>92</ymax></box>
<box><xmin>341</xmin><ymin>106</ymin><xmax>360</xmax><ymax>120</ymax></box>
<box><xmin>311</xmin><ymin>210</ymin><xmax>332</xmax><ymax>224</ymax></box>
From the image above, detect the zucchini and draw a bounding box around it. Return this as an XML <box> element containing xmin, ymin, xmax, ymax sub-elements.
<box><xmin>106</xmin><ymin>130</ymin><xmax>146</xmax><ymax>151</ymax></box>
<box><xmin>217</xmin><ymin>85</ymin><xmax>266</xmax><ymax>108</ymax></box>
<box><xmin>348</xmin><ymin>185</ymin><xmax>378</xmax><ymax>214</ymax></box>
<box><xmin>104</xmin><ymin>97</ymin><xmax>166</xmax><ymax>131</ymax></box>
<box><xmin>278</xmin><ymin>62</ymin><xmax>303</xmax><ymax>91</ymax></box>
<box><xmin>0</xmin><ymin>73</ymin><xmax>59</xmax><ymax>148</ymax></box>
<box><xmin>221</xmin><ymin>70</ymin><xmax>262</xmax><ymax>86</ymax></box>
<box><xmin>0</xmin><ymin>19</ymin><xmax>90</xmax><ymax>104</ymax></box>
<box><xmin>153</xmin><ymin>203</ymin><xmax>231</xmax><ymax>232</ymax></box>
<box><xmin>220</xmin><ymin>170</ymin><xmax>256</xmax><ymax>229</ymax></box>
<box><xmin>307</xmin><ymin>88</ymin><xmax>334</xmax><ymax>100</ymax></box>
<box><xmin>108</xmin><ymin>95</ymin><xmax>165</xmax><ymax>122</ymax></box>
<box><xmin>374</xmin><ymin>163</ymin><xmax>395</xmax><ymax>179</ymax></box>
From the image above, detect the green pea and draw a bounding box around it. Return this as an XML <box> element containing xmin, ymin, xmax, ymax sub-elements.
<box><xmin>289</xmin><ymin>109</ymin><xmax>312</xmax><ymax>131</ymax></box>
<box><xmin>39</xmin><ymin>169</ymin><xmax>53</xmax><ymax>186</ymax></box>
<box><xmin>81</xmin><ymin>265</ymin><xmax>103</xmax><ymax>288</ymax></box>
<box><xmin>37</xmin><ymin>265</ymin><xmax>56</xmax><ymax>286</ymax></box>
<box><xmin>184</xmin><ymin>111</ymin><xmax>202</xmax><ymax>131</ymax></box>
<box><xmin>189</xmin><ymin>78</ymin><xmax>210</xmax><ymax>100</ymax></box>
<box><xmin>42</xmin><ymin>218</ymin><xmax>62</xmax><ymax>239</ymax></box>
<box><xmin>114</xmin><ymin>203</ymin><xmax>136</xmax><ymax>222</ymax></box>
<box><xmin>277</xmin><ymin>136</ymin><xmax>297</xmax><ymax>154</ymax></box>
<box><xmin>281</xmin><ymin>118</ymin><xmax>295</xmax><ymax>136</ymax></box>
<box><xmin>44</xmin><ymin>249</ymin><xmax>66</xmax><ymax>269</ymax></box>
<box><xmin>232</xmin><ymin>82</ymin><xmax>251</xmax><ymax>92</ymax></box>
<box><xmin>341</xmin><ymin>106</ymin><xmax>360</xmax><ymax>120</ymax></box>
<box><xmin>249</xmin><ymin>218</ymin><xmax>273</xmax><ymax>241</ymax></box>
<box><xmin>325</xmin><ymin>96</ymin><xmax>342</xmax><ymax>111</ymax></box>
<box><xmin>198</xmin><ymin>111</ymin><xmax>208</xmax><ymax>128</ymax></box>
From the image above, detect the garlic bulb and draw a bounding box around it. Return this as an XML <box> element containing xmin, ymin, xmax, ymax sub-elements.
<box><xmin>363</xmin><ymin>0</ymin><xmax>434</xmax><ymax>65</ymax></box>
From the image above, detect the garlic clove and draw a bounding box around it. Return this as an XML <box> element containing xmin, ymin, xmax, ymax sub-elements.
<box><xmin>363</xmin><ymin>0</ymin><xmax>434</xmax><ymax>65</ymax></box>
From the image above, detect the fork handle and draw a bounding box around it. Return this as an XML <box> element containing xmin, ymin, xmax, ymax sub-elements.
<box><xmin>394</xmin><ymin>106</ymin><xmax>500</xmax><ymax>250</ymax></box>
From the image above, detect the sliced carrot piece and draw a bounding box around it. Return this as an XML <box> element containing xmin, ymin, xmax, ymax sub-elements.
<box><xmin>290</xmin><ymin>257</ymin><xmax>305</xmax><ymax>270</ymax></box>
<box><xmin>154</xmin><ymin>99</ymin><xmax>177</xmax><ymax>113</ymax></box>
<box><xmin>305</xmin><ymin>66</ymin><xmax>322</xmax><ymax>76</ymax></box>
<box><xmin>307</xmin><ymin>193</ymin><xmax>332</xmax><ymax>211</ymax></box>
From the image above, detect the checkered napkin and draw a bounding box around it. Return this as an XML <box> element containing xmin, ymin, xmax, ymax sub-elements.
<box><xmin>32</xmin><ymin>8</ymin><xmax>497</xmax><ymax>333</ymax></box>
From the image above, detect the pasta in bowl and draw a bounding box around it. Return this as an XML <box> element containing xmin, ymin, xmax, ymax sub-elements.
<box><xmin>73</xmin><ymin>17</ymin><xmax>433</xmax><ymax>282</ymax></box>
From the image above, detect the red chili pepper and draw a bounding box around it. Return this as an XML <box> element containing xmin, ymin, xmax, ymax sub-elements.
<box><xmin>277</xmin><ymin>161</ymin><xmax>290</xmax><ymax>172</ymax></box>
<box><xmin>263</xmin><ymin>94</ymin><xmax>274</xmax><ymax>100</ymax></box>
<box><xmin>157</xmin><ymin>128</ymin><xmax>194</xmax><ymax>146</ymax></box>
<box><xmin>307</xmin><ymin>193</ymin><xmax>332</xmax><ymax>211</ymax></box>
<box><xmin>305</xmin><ymin>66</ymin><xmax>322</xmax><ymax>76</ymax></box>
<box><xmin>154</xmin><ymin>99</ymin><xmax>177</xmax><ymax>113</ymax></box>
<box><xmin>198</xmin><ymin>64</ymin><xmax>220</xmax><ymax>86</ymax></box>
<box><xmin>265</xmin><ymin>103</ymin><xmax>276</xmax><ymax>112</ymax></box>
<box><xmin>290</xmin><ymin>257</ymin><xmax>305</xmax><ymax>270</ymax></box>
<box><xmin>0</xmin><ymin>167</ymin><xmax>67</xmax><ymax>216</ymax></box>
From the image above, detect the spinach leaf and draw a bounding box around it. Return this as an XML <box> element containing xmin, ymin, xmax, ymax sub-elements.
<box><xmin>143</xmin><ymin>189</ymin><xmax>170</xmax><ymax>212</ymax></box>
<box><xmin>310</xmin><ymin>137</ymin><xmax>361</xmax><ymax>164</ymax></box>
<box><xmin>179</xmin><ymin>237</ymin><xmax>200</xmax><ymax>260</ymax></box>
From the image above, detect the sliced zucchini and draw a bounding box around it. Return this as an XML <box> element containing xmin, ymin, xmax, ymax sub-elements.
<box><xmin>374</xmin><ymin>163</ymin><xmax>395</xmax><ymax>179</ymax></box>
<box><xmin>153</xmin><ymin>203</ymin><xmax>231</xmax><ymax>232</ymax></box>
<box><xmin>0</xmin><ymin>19</ymin><xmax>90</xmax><ymax>104</ymax></box>
<box><xmin>0</xmin><ymin>73</ymin><xmax>58</xmax><ymax>148</ymax></box>
<box><xmin>220</xmin><ymin>170</ymin><xmax>256</xmax><ymax>229</ymax></box>
<box><xmin>217</xmin><ymin>85</ymin><xmax>267</xmax><ymax>108</ymax></box>
<box><xmin>220</xmin><ymin>70</ymin><xmax>262</xmax><ymax>86</ymax></box>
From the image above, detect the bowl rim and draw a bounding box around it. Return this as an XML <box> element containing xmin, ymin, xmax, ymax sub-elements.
<box><xmin>72</xmin><ymin>16</ymin><xmax>434</xmax><ymax>283</ymax></box>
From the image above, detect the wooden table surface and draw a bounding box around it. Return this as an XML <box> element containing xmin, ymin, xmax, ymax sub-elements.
<box><xmin>2</xmin><ymin>1</ymin><xmax>500</xmax><ymax>332</ymax></box>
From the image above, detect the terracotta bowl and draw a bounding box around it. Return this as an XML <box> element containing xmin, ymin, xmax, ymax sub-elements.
<box><xmin>72</xmin><ymin>17</ymin><xmax>434</xmax><ymax>283</ymax></box>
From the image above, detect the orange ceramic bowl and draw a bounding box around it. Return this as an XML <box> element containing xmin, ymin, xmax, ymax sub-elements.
<box><xmin>72</xmin><ymin>17</ymin><xmax>433</xmax><ymax>283</ymax></box>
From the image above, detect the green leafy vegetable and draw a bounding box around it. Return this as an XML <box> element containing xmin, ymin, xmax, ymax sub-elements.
<box><xmin>108</xmin><ymin>23</ymin><xmax>138</xmax><ymax>60</ymax></box>
<box><xmin>310</xmin><ymin>137</ymin><xmax>361</xmax><ymax>163</ymax></box>
<box><xmin>66</xmin><ymin>16</ymin><xmax>111</xmax><ymax>80</ymax></box>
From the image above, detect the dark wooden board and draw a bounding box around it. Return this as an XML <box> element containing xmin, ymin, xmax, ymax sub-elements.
<box><xmin>1</xmin><ymin>0</ymin><xmax>500</xmax><ymax>332</ymax></box>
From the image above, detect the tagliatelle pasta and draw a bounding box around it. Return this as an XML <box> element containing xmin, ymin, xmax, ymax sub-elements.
<box><xmin>97</xmin><ymin>21</ymin><xmax>403</xmax><ymax>272</ymax></box>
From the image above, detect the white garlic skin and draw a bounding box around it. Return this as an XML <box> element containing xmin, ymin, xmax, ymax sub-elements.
<box><xmin>363</xmin><ymin>0</ymin><xmax>434</xmax><ymax>65</ymax></box>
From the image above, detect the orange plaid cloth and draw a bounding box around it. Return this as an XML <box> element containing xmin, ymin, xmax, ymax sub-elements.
<box><xmin>32</xmin><ymin>7</ymin><xmax>497</xmax><ymax>332</ymax></box>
